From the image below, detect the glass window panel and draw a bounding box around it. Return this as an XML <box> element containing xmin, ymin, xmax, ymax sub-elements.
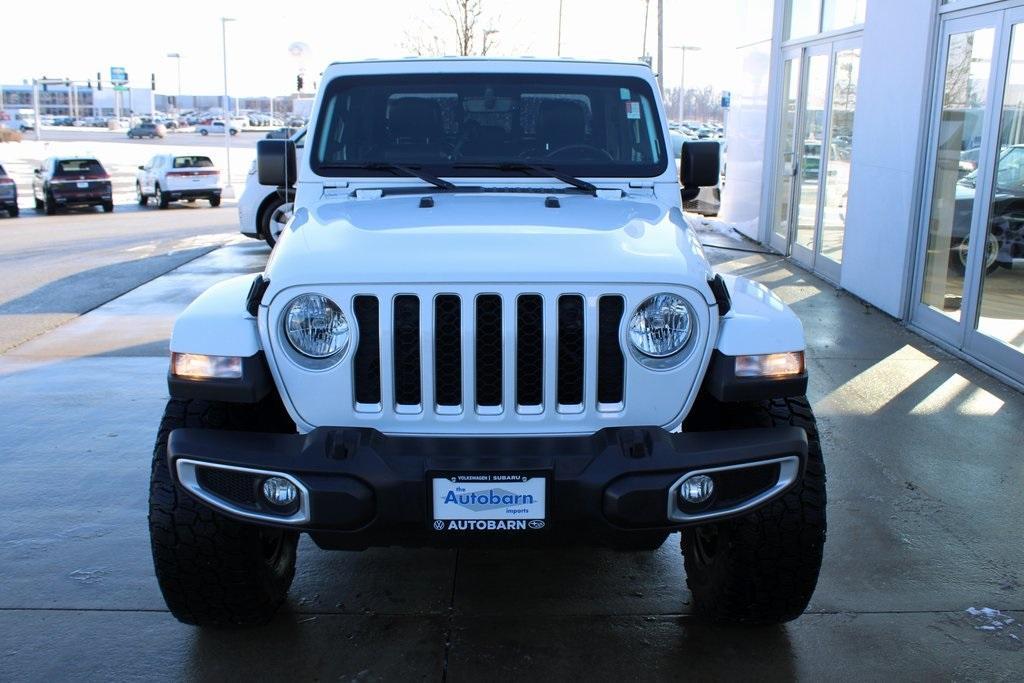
<box><xmin>822</xmin><ymin>0</ymin><xmax>866</xmax><ymax>32</ymax></box>
<box><xmin>794</xmin><ymin>53</ymin><xmax>830</xmax><ymax>251</ymax></box>
<box><xmin>976</xmin><ymin>24</ymin><xmax>1024</xmax><ymax>352</ymax></box>
<box><xmin>774</xmin><ymin>58</ymin><xmax>802</xmax><ymax>241</ymax></box>
<box><xmin>786</xmin><ymin>0</ymin><xmax>822</xmax><ymax>40</ymax></box>
<box><xmin>820</xmin><ymin>48</ymin><xmax>860</xmax><ymax>264</ymax></box>
<box><xmin>920</xmin><ymin>28</ymin><xmax>995</xmax><ymax>322</ymax></box>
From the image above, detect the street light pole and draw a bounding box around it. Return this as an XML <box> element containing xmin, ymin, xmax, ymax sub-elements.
<box><xmin>670</xmin><ymin>45</ymin><xmax>701</xmax><ymax>124</ymax></box>
<box><xmin>167</xmin><ymin>53</ymin><xmax>182</xmax><ymax>114</ymax></box>
<box><xmin>556</xmin><ymin>0</ymin><xmax>564</xmax><ymax>56</ymax></box>
<box><xmin>221</xmin><ymin>17</ymin><xmax>236</xmax><ymax>198</ymax></box>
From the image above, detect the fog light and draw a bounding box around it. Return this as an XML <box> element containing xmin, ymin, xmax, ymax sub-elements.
<box><xmin>262</xmin><ymin>477</ymin><xmax>298</xmax><ymax>506</ymax></box>
<box><xmin>679</xmin><ymin>475</ymin><xmax>715</xmax><ymax>505</ymax></box>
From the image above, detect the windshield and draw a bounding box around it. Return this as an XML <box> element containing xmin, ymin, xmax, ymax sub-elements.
<box><xmin>311</xmin><ymin>73</ymin><xmax>666</xmax><ymax>178</ymax></box>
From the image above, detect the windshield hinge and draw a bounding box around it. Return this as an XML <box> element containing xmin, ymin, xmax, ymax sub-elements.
<box><xmin>322</xmin><ymin>183</ymin><xmax>349</xmax><ymax>198</ymax></box>
<box><xmin>354</xmin><ymin>188</ymin><xmax>383</xmax><ymax>200</ymax></box>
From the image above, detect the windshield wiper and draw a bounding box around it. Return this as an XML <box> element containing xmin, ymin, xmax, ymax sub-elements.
<box><xmin>453</xmin><ymin>162</ymin><xmax>598</xmax><ymax>196</ymax></box>
<box><xmin>319</xmin><ymin>162</ymin><xmax>458</xmax><ymax>191</ymax></box>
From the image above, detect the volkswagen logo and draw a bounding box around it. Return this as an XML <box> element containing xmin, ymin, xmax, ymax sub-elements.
<box><xmin>528</xmin><ymin>520</ymin><xmax>545</xmax><ymax>529</ymax></box>
<box><xmin>433</xmin><ymin>520</ymin><xmax>446</xmax><ymax>531</ymax></box>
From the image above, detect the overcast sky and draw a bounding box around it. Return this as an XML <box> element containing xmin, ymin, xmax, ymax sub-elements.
<box><xmin>1</xmin><ymin>0</ymin><xmax>742</xmax><ymax>96</ymax></box>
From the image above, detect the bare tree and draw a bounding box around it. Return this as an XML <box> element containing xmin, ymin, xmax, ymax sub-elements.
<box><xmin>402</xmin><ymin>0</ymin><xmax>500</xmax><ymax>56</ymax></box>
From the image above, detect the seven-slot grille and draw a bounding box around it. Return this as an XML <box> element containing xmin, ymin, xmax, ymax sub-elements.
<box><xmin>351</xmin><ymin>293</ymin><xmax>626</xmax><ymax>414</ymax></box>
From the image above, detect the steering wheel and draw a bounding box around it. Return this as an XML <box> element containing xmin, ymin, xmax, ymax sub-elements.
<box><xmin>545</xmin><ymin>144</ymin><xmax>614</xmax><ymax>161</ymax></box>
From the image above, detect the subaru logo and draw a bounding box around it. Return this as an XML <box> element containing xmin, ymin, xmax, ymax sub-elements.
<box><xmin>528</xmin><ymin>520</ymin><xmax>545</xmax><ymax>529</ymax></box>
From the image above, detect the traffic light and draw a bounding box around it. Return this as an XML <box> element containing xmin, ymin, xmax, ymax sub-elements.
<box><xmin>297</xmin><ymin>74</ymin><xmax>304</xmax><ymax>92</ymax></box>
<box><xmin>97</xmin><ymin>72</ymin><xmax>102</xmax><ymax>91</ymax></box>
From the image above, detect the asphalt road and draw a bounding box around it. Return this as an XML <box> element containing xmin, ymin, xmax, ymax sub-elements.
<box><xmin>0</xmin><ymin>203</ymin><xmax>241</xmax><ymax>352</ymax></box>
<box><xmin>0</xmin><ymin>219</ymin><xmax>1022</xmax><ymax>679</ymax></box>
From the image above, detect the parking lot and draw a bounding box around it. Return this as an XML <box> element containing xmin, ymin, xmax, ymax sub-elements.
<box><xmin>0</xmin><ymin>174</ymin><xmax>1021</xmax><ymax>679</ymax></box>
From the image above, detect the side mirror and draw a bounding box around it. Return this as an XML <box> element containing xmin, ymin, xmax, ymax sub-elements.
<box><xmin>138</xmin><ymin>165</ymin><xmax>145</xmax><ymax>170</ymax></box>
<box><xmin>257</xmin><ymin>139</ymin><xmax>297</xmax><ymax>188</ymax></box>
<box><xmin>33</xmin><ymin>168</ymin><xmax>41</xmax><ymax>176</ymax></box>
<box><xmin>680</xmin><ymin>140</ymin><xmax>721</xmax><ymax>202</ymax></box>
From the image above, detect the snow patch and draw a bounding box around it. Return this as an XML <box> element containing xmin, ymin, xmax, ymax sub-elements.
<box><xmin>965</xmin><ymin>607</ymin><xmax>1024</xmax><ymax>642</ymax></box>
<box><xmin>688</xmin><ymin>214</ymin><xmax>746</xmax><ymax>242</ymax></box>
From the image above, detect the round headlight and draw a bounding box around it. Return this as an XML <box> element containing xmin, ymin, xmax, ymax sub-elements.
<box><xmin>284</xmin><ymin>294</ymin><xmax>349</xmax><ymax>358</ymax></box>
<box><xmin>629</xmin><ymin>293</ymin><xmax>693</xmax><ymax>358</ymax></box>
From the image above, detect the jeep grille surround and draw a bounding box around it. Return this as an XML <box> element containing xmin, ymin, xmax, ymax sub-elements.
<box><xmin>265</xmin><ymin>284</ymin><xmax>713</xmax><ymax>435</ymax></box>
<box><xmin>350</xmin><ymin>292</ymin><xmax>625</xmax><ymax>416</ymax></box>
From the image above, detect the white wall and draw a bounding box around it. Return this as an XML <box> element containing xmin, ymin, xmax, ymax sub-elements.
<box><xmin>839</xmin><ymin>0</ymin><xmax>936</xmax><ymax>316</ymax></box>
<box><xmin>719</xmin><ymin>0</ymin><xmax>778</xmax><ymax>238</ymax></box>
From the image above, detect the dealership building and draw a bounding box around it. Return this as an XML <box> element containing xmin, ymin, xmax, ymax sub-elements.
<box><xmin>723</xmin><ymin>0</ymin><xmax>1024</xmax><ymax>388</ymax></box>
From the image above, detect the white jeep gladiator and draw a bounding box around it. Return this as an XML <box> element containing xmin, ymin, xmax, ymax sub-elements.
<box><xmin>150</xmin><ymin>57</ymin><xmax>825</xmax><ymax>627</ymax></box>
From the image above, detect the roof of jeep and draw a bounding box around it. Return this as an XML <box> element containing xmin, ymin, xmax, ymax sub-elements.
<box><xmin>327</xmin><ymin>56</ymin><xmax>651</xmax><ymax>67</ymax></box>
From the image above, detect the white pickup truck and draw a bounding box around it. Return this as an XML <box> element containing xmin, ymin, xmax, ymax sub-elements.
<box><xmin>136</xmin><ymin>154</ymin><xmax>222</xmax><ymax>208</ymax></box>
<box><xmin>152</xmin><ymin>57</ymin><xmax>825</xmax><ymax>628</ymax></box>
<box><xmin>195</xmin><ymin>120</ymin><xmax>240</xmax><ymax>136</ymax></box>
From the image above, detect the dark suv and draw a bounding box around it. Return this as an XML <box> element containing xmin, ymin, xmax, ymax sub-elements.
<box><xmin>33</xmin><ymin>157</ymin><xmax>114</xmax><ymax>214</ymax></box>
<box><xmin>0</xmin><ymin>164</ymin><xmax>18</xmax><ymax>217</ymax></box>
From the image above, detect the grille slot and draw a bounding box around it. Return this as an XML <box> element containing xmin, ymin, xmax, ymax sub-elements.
<box><xmin>195</xmin><ymin>466</ymin><xmax>260</xmax><ymax>508</ymax></box>
<box><xmin>393</xmin><ymin>295</ymin><xmax>421</xmax><ymax>406</ymax></box>
<box><xmin>434</xmin><ymin>295</ymin><xmax>462</xmax><ymax>407</ymax></box>
<box><xmin>597</xmin><ymin>296</ymin><xmax>625</xmax><ymax>405</ymax></box>
<box><xmin>475</xmin><ymin>295</ymin><xmax>503</xmax><ymax>407</ymax></box>
<box><xmin>353</xmin><ymin>296</ymin><xmax>381</xmax><ymax>405</ymax></box>
<box><xmin>557</xmin><ymin>295</ymin><xmax>585</xmax><ymax>407</ymax></box>
<box><xmin>516</xmin><ymin>295</ymin><xmax>544</xmax><ymax>407</ymax></box>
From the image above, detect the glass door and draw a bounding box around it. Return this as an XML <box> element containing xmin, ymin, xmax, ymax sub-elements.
<box><xmin>913</xmin><ymin>8</ymin><xmax>1024</xmax><ymax>384</ymax></box>
<box><xmin>770</xmin><ymin>40</ymin><xmax>862</xmax><ymax>282</ymax></box>
<box><xmin>966</xmin><ymin>8</ymin><xmax>1024</xmax><ymax>380</ymax></box>
<box><xmin>770</xmin><ymin>49</ymin><xmax>803</xmax><ymax>254</ymax></box>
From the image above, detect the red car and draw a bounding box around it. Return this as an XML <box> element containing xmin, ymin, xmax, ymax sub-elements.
<box><xmin>32</xmin><ymin>157</ymin><xmax>113</xmax><ymax>214</ymax></box>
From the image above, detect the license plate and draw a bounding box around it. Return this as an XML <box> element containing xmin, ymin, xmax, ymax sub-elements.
<box><xmin>431</xmin><ymin>473</ymin><xmax>546</xmax><ymax>532</ymax></box>
<box><xmin>76</xmin><ymin>182</ymin><xmax>89</xmax><ymax>188</ymax></box>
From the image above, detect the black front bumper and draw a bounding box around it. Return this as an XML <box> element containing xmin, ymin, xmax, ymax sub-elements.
<box><xmin>167</xmin><ymin>426</ymin><xmax>807</xmax><ymax>549</ymax></box>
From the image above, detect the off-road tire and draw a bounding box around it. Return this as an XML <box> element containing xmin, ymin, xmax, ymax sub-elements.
<box><xmin>148</xmin><ymin>398</ymin><xmax>299</xmax><ymax>627</ymax></box>
<box><xmin>680</xmin><ymin>395</ymin><xmax>826</xmax><ymax>624</ymax></box>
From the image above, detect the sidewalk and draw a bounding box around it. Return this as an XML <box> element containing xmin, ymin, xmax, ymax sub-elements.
<box><xmin>0</xmin><ymin>236</ymin><xmax>1021</xmax><ymax>680</ymax></box>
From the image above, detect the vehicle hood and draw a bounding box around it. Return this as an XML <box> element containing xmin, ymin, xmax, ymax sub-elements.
<box><xmin>265</xmin><ymin>192</ymin><xmax>713</xmax><ymax>297</ymax></box>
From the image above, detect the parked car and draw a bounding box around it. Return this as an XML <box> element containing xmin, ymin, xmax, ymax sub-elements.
<box><xmin>0</xmin><ymin>164</ymin><xmax>18</xmax><ymax>217</ymax></box>
<box><xmin>196</xmin><ymin>121</ymin><xmax>239</xmax><ymax>136</ymax></box>
<box><xmin>128</xmin><ymin>122</ymin><xmax>167</xmax><ymax>139</ymax></box>
<box><xmin>32</xmin><ymin>157</ymin><xmax>113</xmax><ymax>214</ymax></box>
<box><xmin>239</xmin><ymin>128</ymin><xmax>305</xmax><ymax>246</ymax></box>
<box><xmin>951</xmin><ymin>144</ymin><xmax>1024</xmax><ymax>274</ymax></box>
<box><xmin>264</xmin><ymin>126</ymin><xmax>300</xmax><ymax>139</ymax></box>
<box><xmin>136</xmin><ymin>154</ymin><xmax>222</xmax><ymax>208</ymax></box>
<box><xmin>154</xmin><ymin>58</ymin><xmax>823</xmax><ymax>629</ymax></box>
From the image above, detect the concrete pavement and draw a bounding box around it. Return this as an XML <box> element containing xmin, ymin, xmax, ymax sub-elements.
<box><xmin>0</xmin><ymin>231</ymin><xmax>1022</xmax><ymax>680</ymax></box>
